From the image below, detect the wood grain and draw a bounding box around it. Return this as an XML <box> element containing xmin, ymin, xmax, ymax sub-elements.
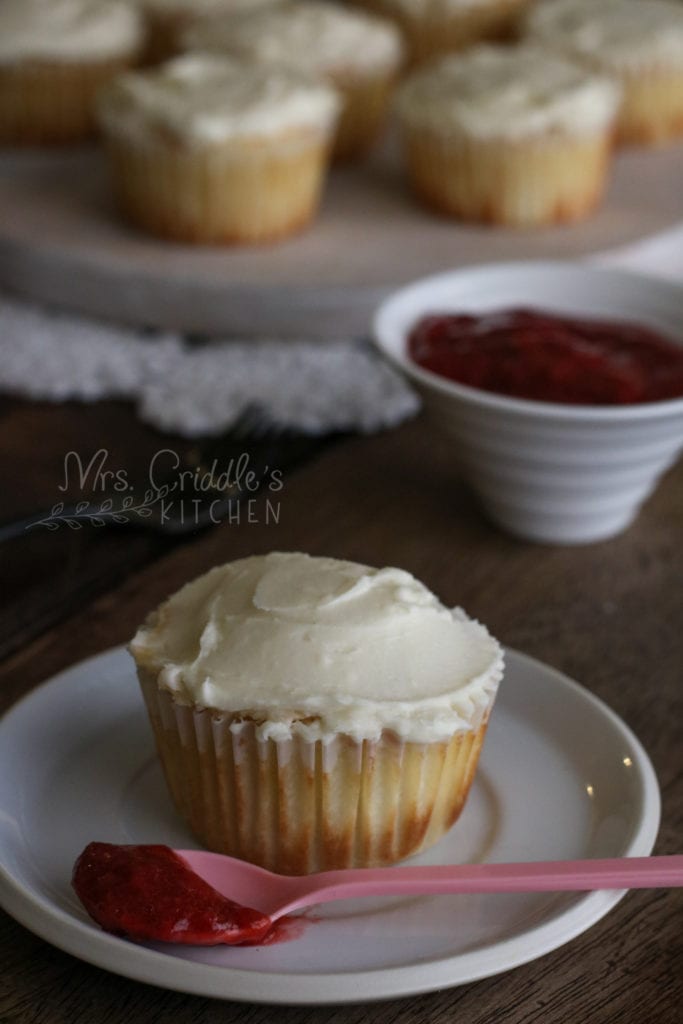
<box><xmin>0</xmin><ymin>412</ymin><xmax>681</xmax><ymax>1023</ymax></box>
<box><xmin>0</xmin><ymin>396</ymin><xmax>332</xmax><ymax>660</ymax></box>
<box><xmin>0</xmin><ymin>397</ymin><xmax>185</xmax><ymax>660</ymax></box>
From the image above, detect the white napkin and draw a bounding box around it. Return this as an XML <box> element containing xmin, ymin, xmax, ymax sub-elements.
<box><xmin>0</xmin><ymin>291</ymin><xmax>418</xmax><ymax>436</ymax></box>
<box><xmin>590</xmin><ymin>220</ymin><xmax>683</xmax><ymax>281</ymax></box>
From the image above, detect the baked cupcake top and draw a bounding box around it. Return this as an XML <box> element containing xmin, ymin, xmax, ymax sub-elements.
<box><xmin>97</xmin><ymin>53</ymin><xmax>340</xmax><ymax>144</ymax></box>
<box><xmin>130</xmin><ymin>552</ymin><xmax>504</xmax><ymax>743</ymax></box>
<box><xmin>526</xmin><ymin>0</ymin><xmax>683</xmax><ymax>71</ymax></box>
<box><xmin>182</xmin><ymin>0</ymin><xmax>404</xmax><ymax>76</ymax></box>
<box><xmin>0</xmin><ymin>0</ymin><xmax>144</xmax><ymax>64</ymax></box>
<box><xmin>395</xmin><ymin>43</ymin><xmax>620</xmax><ymax>138</ymax></box>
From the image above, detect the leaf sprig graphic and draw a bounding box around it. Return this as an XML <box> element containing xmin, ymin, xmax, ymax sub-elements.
<box><xmin>32</xmin><ymin>485</ymin><xmax>171</xmax><ymax>532</ymax></box>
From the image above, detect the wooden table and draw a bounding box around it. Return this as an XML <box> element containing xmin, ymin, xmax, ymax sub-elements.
<box><xmin>0</xmin><ymin>396</ymin><xmax>681</xmax><ymax>1024</ymax></box>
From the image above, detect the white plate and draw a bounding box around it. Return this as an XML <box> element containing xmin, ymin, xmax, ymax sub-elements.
<box><xmin>0</xmin><ymin>646</ymin><xmax>660</xmax><ymax>1005</ymax></box>
<box><xmin>2</xmin><ymin>146</ymin><xmax>681</xmax><ymax>338</ymax></box>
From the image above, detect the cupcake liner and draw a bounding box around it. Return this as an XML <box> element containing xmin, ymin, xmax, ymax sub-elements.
<box><xmin>0</xmin><ymin>57</ymin><xmax>139</xmax><ymax>145</ymax></box>
<box><xmin>330</xmin><ymin>68</ymin><xmax>400</xmax><ymax>160</ymax></box>
<box><xmin>400</xmin><ymin>125</ymin><xmax>614</xmax><ymax>226</ymax></box>
<box><xmin>138</xmin><ymin>668</ymin><xmax>494</xmax><ymax>874</ymax></box>
<box><xmin>526</xmin><ymin>5</ymin><xmax>683</xmax><ymax>149</ymax></box>
<box><xmin>103</xmin><ymin>127</ymin><xmax>332</xmax><ymax>243</ymax></box>
<box><xmin>354</xmin><ymin>0</ymin><xmax>532</xmax><ymax>65</ymax></box>
<box><xmin>605</xmin><ymin>64</ymin><xmax>683</xmax><ymax>146</ymax></box>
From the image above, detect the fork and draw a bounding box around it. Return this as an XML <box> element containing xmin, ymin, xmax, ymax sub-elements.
<box><xmin>0</xmin><ymin>406</ymin><xmax>333</xmax><ymax>543</ymax></box>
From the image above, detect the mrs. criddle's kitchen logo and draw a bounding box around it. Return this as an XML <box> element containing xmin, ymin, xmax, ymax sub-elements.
<box><xmin>31</xmin><ymin>448</ymin><xmax>283</xmax><ymax>532</ymax></box>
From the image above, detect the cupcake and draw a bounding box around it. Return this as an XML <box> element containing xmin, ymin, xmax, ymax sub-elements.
<box><xmin>395</xmin><ymin>43</ymin><xmax>621</xmax><ymax>226</ymax></box>
<box><xmin>351</xmin><ymin>0</ymin><xmax>534</xmax><ymax>65</ymax></box>
<box><xmin>129</xmin><ymin>552</ymin><xmax>504</xmax><ymax>874</ymax></box>
<box><xmin>0</xmin><ymin>0</ymin><xmax>144</xmax><ymax>145</ymax></box>
<box><xmin>97</xmin><ymin>54</ymin><xmax>339</xmax><ymax>244</ymax></box>
<box><xmin>525</xmin><ymin>0</ymin><xmax>683</xmax><ymax>146</ymax></box>
<box><xmin>136</xmin><ymin>0</ymin><xmax>284</xmax><ymax>64</ymax></box>
<box><xmin>181</xmin><ymin>1</ymin><xmax>404</xmax><ymax>159</ymax></box>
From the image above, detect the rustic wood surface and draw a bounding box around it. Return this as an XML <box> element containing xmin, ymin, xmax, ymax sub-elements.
<box><xmin>0</xmin><ymin>399</ymin><xmax>681</xmax><ymax>1023</ymax></box>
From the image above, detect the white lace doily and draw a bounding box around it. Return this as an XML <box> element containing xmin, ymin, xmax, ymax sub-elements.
<box><xmin>0</xmin><ymin>292</ymin><xmax>419</xmax><ymax>436</ymax></box>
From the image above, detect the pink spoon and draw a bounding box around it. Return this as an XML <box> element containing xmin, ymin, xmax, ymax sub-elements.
<box><xmin>179</xmin><ymin>851</ymin><xmax>683</xmax><ymax>921</ymax></box>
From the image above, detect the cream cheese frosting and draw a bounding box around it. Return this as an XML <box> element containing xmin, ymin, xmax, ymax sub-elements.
<box><xmin>97</xmin><ymin>53</ymin><xmax>340</xmax><ymax>145</ymax></box>
<box><xmin>0</xmin><ymin>0</ymin><xmax>144</xmax><ymax>64</ymax></box>
<box><xmin>395</xmin><ymin>43</ymin><xmax>621</xmax><ymax>138</ymax></box>
<box><xmin>182</xmin><ymin>1</ymin><xmax>404</xmax><ymax>75</ymax></box>
<box><xmin>526</xmin><ymin>0</ymin><xmax>683</xmax><ymax>71</ymax></box>
<box><xmin>130</xmin><ymin>552</ymin><xmax>504</xmax><ymax>743</ymax></box>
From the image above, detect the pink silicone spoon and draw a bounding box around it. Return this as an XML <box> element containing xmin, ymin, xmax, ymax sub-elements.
<box><xmin>178</xmin><ymin>851</ymin><xmax>683</xmax><ymax>921</ymax></box>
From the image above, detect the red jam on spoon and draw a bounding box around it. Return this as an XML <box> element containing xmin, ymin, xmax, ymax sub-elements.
<box><xmin>72</xmin><ymin>842</ymin><xmax>273</xmax><ymax>946</ymax></box>
<box><xmin>408</xmin><ymin>308</ymin><xmax>683</xmax><ymax>405</ymax></box>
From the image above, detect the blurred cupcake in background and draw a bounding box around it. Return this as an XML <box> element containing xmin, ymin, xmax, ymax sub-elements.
<box><xmin>0</xmin><ymin>0</ymin><xmax>144</xmax><ymax>144</ymax></box>
<box><xmin>136</xmin><ymin>0</ymin><xmax>285</xmax><ymax>63</ymax></box>
<box><xmin>181</xmin><ymin>0</ymin><xmax>405</xmax><ymax>159</ymax></box>
<box><xmin>395</xmin><ymin>43</ymin><xmax>621</xmax><ymax>226</ymax></box>
<box><xmin>97</xmin><ymin>53</ymin><xmax>340</xmax><ymax>243</ymax></box>
<box><xmin>525</xmin><ymin>0</ymin><xmax>683</xmax><ymax>146</ymax></box>
<box><xmin>349</xmin><ymin>0</ymin><xmax>534</xmax><ymax>65</ymax></box>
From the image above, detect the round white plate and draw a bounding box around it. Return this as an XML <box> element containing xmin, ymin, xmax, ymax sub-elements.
<box><xmin>0</xmin><ymin>646</ymin><xmax>660</xmax><ymax>1005</ymax></box>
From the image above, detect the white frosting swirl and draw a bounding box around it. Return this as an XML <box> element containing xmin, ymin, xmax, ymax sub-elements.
<box><xmin>130</xmin><ymin>552</ymin><xmax>504</xmax><ymax>743</ymax></box>
<box><xmin>98</xmin><ymin>53</ymin><xmax>340</xmax><ymax>145</ymax></box>
<box><xmin>395</xmin><ymin>43</ymin><xmax>621</xmax><ymax>138</ymax></box>
<box><xmin>182</xmin><ymin>1</ymin><xmax>404</xmax><ymax>75</ymax></box>
<box><xmin>526</xmin><ymin>0</ymin><xmax>683</xmax><ymax>71</ymax></box>
<box><xmin>0</xmin><ymin>0</ymin><xmax>144</xmax><ymax>63</ymax></box>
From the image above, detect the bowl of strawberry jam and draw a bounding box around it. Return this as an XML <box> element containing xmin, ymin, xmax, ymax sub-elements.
<box><xmin>374</xmin><ymin>262</ymin><xmax>683</xmax><ymax>544</ymax></box>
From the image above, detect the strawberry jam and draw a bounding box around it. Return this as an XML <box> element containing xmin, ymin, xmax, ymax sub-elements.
<box><xmin>72</xmin><ymin>842</ymin><xmax>273</xmax><ymax>946</ymax></box>
<box><xmin>408</xmin><ymin>308</ymin><xmax>683</xmax><ymax>405</ymax></box>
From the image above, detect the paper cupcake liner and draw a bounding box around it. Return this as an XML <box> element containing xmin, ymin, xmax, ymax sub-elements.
<box><xmin>0</xmin><ymin>57</ymin><xmax>139</xmax><ymax>145</ymax></box>
<box><xmin>138</xmin><ymin>669</ymin><xmax>494</xmax><ymax>874</ymax></box>
<box><xmin>330</xmin><ymin>68</ymin><xmax>401</xmax><ymax>160</ymax></box>
<box><xmin>606</xmin><ymin>64</ymin><xmax>683</xmax><ymax>146</ymax></box>
<box><xmin>525</xmin><ymin>17</ymin><xmax>683</xmax><ymax>148</ymax></box>
<box><xmin>353</xmin><ymin>0</ymin><xmax>532</xmax><ymax>65</ymax></box>
<box><xmin>102</xmin><ymin>127</ymin><xmax>332</xmax><ymax>243</ymax></box>
<box><xmin>400</xmin><ymin>125</ymin><xmax>614</xmax><ymax>226</ymax></box>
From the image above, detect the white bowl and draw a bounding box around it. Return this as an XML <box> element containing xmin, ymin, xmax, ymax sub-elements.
<box><xmin>373</xmin><ymin>262</ymin><xmax>683</xmax><ymax>544</ymax></box>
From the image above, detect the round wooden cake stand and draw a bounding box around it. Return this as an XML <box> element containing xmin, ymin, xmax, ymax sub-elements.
<box><xmin>1</xmin><ymin>140</ymin><xmax>682</xmax><ymax>339</ymax></box>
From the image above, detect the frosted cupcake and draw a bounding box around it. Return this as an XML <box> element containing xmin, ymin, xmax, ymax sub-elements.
<box><xmin>351</xmin><ymin>0</ymin><xmax>534</xmax><ymax>65</ymax></box>
<box><xmin>181</xmin><ymin>1</ymin><xmax>404</xmax><ymax>159</ymax></box>
<box><xmin>136</xmin><ymin>0</ymin><xmax>284</xmax><ymax>63</ymax></box>
<box><xmin>130</xmin><ymin>552</ymin><xmax>504</xmax><ymax>874</ymax></box>
<box><xmin>0</xmin><ymin>0</ymin><xmax>144</xmax><ymax>144</ymax></box>
<box><xmin>525</xmin><ymin>0</ymin><xmax>683</xmax><ymax>145</ymax></box>
<box><xmin>97</xmin><ymin>54</ymin><xmax>339</xmax><ymax>243</ymax></box>
<box><xmin>395</xmin><ymin>43</ymin><xmax>621</xmax><ymax>226</ymax></box>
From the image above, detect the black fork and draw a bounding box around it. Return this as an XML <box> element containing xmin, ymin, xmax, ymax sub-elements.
<box><xmin>0</xmin><ymin>406</ymin><xmax>337</xmax><ymax>543</ymax></box>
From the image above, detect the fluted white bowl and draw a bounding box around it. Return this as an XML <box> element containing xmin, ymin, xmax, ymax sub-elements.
<box><xmin>373</xmin><ymin>262</ymin><xmax>683</xmax><ymax>544</ymax></box>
